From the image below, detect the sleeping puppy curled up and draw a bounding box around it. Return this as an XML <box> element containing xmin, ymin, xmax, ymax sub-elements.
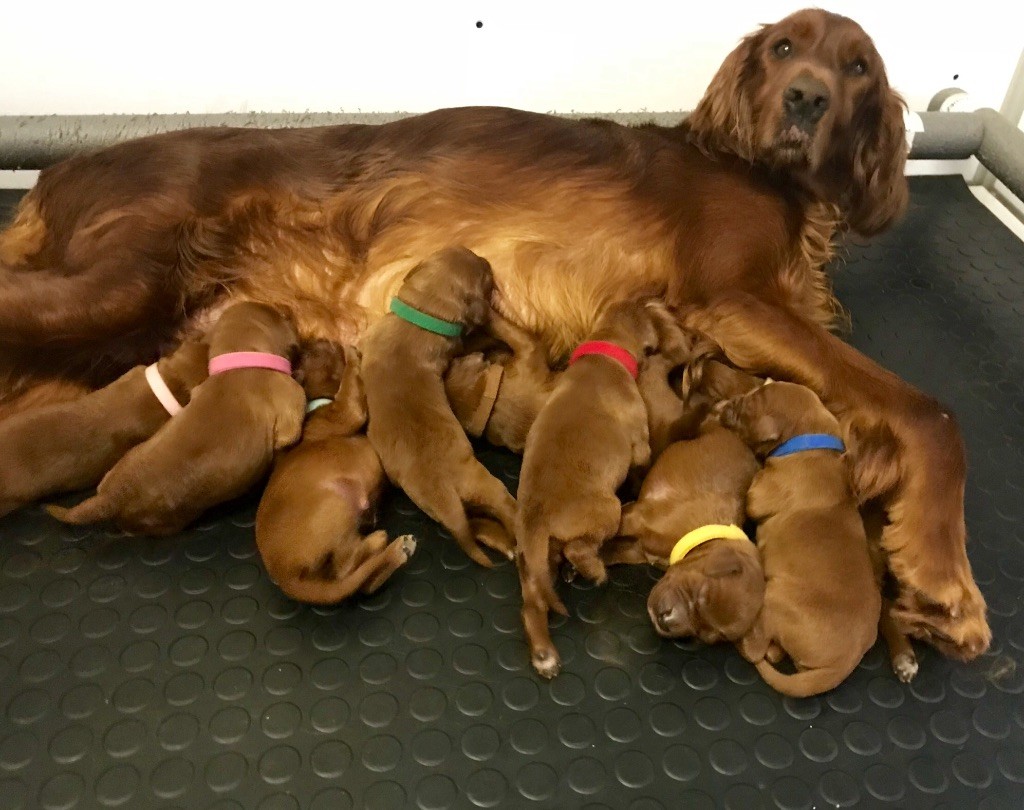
<box><xmin>48</xmin><ymin>302</ymin><xmax>305</xmax><ymax>534</ymax></box>
<box><xmin>515</xmin><ymin>299</ymin><xmax>659</xmax><ymax>678</ymax></box>
<box><xmin>606</xmin><ymin>423</ymin><xmax>762</xmax><ymax>644</ymax></box>
<box><xmin>0</xmin><ymin>338</ymin><xmax>208</xmax><ymax>518</ymax></box>
<box><xmin>361</xmin><ymin>246</ymin><xmax>517</xmax><ymax>567</ymax></box>
<box><xmin>720</xmin><ymin>381</ymin><xmax>880</xmax><ymax>697</ymax></box>
<box><xmin>256</xmin><ymin>340</ymin><xmax>414</xmax><ymax>604</ymax></box>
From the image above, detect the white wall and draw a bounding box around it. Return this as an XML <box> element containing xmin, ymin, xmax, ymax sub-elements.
<box><xmin>2</xmin><ymin>1</ymin><xmax>1021</xmax><ymax>116</ymax></box>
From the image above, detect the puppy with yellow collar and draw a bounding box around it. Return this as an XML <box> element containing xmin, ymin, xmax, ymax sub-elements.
<box><xmin>605</xmin><ymin>424</ymin><xmax>764</xmax><ymax>643</ymax></box>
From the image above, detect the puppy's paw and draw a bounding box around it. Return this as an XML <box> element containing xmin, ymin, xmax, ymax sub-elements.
<box><xmin>532</xmin><ymin>649</ymin><xmax>561</xmax><ymax>680</ymax></box>
<box><xmin>397</xmin><ymin>534</ymin><xmax>418</xmax><ymax>560</ymax></box>
<box><xmin>893</xmin><ymin>652</ymin><xmax>919</xmax><ymax>683</ymax></box>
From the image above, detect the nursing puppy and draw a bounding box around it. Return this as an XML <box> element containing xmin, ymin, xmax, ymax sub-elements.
<box><xmin>720</xmin><ymin>381</ymin><xmax>880</xmax><ymax>697</ymax></box>
<box><xmin>48</xmin><ymin>302</ymin><xmax>305</xmax><ymax>534</ymax></box>
<box><xmin>515</xmin><ymin>300</ymin><xmax>658</xmax><ymax>678</ymax></box>
<box><xmin>361</xmin><ymin>246</ymin><xmax>516</xmax><ymax>567</ymax></box>
<box><xmin>257</xmin><ymin>340</ymin><xmax>414</xmax><ymax>604</ymax></box>
<box><xmin>445</xmin><ymin>313</ymin><xmax>558</xmax><ymax>452</ymax></box>
<box><xmin>0</xmin><ymin>339</ymin><xmax>208</xmax><ymax>517</ymax></box>
<box><xmin>636</xmin><ymin>312</ymin><xmax>721</xmax><ymax>462</ymax></box>
<box><xmin>606</xmin><ymin>424</ymin><xmax>762</xmax><ymax>643</ymax></box>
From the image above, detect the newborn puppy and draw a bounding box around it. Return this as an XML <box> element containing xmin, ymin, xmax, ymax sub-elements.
<box><xmin>720</xmin><ymin>381</ymin><xmax>881</xmax><ymax>697</ymax></box>
<box><xmin>361</xmin><ymin>246</ymin><xmax>517</xmax><ymax>567</ymax></box>
<box><xmin>445</xmin><ymin>313</ymin><xmax>558</xmax><ymax>452</ymax></box>
<box><xmin>516</xmin><ymin>300</ymin><xmax>657</xmax><ymax>678</ymax></box>
<box><xmin>256</xmin><ymin>340</ymin><xmax>414</xmax><ymax>605</ymax></box>
<box><xmin>606</xmin><ymin>424</ymin><xmax>762</xmax><ymax>643</ymax></box>
<box><xmin>0</xmin><ymin>339</ymin><xmax>208</xmax><ymax>517</ymax></box>
<box><xmin>637</xmin><ymin>308</ymin><xmax>719</xmax><ymax>461</ymax></box>
<box><xmin>48</xmin><ymin>302</ymin><xmax>305</xmax><ymax>534</ymax></box>
<box><xmin>687</xmin><ymin>359</ymin><xmax>765</xmax><ymax>408</ymax></box>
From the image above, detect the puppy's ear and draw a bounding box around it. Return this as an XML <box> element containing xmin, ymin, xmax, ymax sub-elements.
<box><xmin>704</xmin><ymin>551</ymin><xmax>744</xmax><ymax>579</ymax></box>
<box><xmin>747</xmin><ymin>413</ymin><xmax>782</xmax><ymax>448</ymax></box>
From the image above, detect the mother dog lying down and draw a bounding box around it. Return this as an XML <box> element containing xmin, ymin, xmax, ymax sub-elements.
<box><xmin>0</xmin><ymin>8</ymin><xmax>989</xmax><ymax>658</ymax></box>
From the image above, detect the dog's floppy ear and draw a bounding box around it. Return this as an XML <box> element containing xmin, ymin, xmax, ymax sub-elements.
<box><xmin>704</xmin><ymin>551</ymin><xmax>745</xmax><ymax>579</ymax></box>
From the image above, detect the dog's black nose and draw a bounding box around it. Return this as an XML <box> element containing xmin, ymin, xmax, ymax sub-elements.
<box><xmin>783</xmin><ymin>75</ymin><xmax>830</xmax><ymax>127</ymax></box>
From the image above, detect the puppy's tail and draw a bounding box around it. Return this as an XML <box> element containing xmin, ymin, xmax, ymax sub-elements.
<box><xmin>519</xmin><ymin>524</ymin><xmax>568</xmax><ymax>616</ymax></box>
<box><xmin>753</xmin><ymin>659</ymin><xmax>850</xmax><ymax>698</ymax></box>
<box><xmin>46</xmin><ymin>495</ymin><xmax>117</xmax><ymax>527</ymax></box>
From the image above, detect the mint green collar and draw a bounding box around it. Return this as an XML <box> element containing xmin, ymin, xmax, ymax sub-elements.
<box><xmin>389</xmin><ymin>298</ymin><xmax>464</xmax><ymax>337</ymax></box>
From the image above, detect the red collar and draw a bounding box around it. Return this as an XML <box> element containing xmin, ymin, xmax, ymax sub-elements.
<box><xmin>569</xmin><ymin>340</ymin><xmax>639</xmax><ymax>379</ymax></box>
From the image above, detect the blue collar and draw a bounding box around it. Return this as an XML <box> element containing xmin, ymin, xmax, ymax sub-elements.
<box><xmin>768</xmin><ymin>433</ymin><xmax>845</xmax><ymax>458</ymax></box>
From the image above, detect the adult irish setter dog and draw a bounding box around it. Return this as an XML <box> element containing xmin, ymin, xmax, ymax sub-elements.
<box><xmin>0</xmin><ymin>9</ymin><xmax>989</xmax><ymax>658</ymax></box>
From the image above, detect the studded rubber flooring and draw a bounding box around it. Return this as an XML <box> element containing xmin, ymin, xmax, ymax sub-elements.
<box><xmin>1</xmin><ymin>175</ymin><xmax>1023</xmax><ymax>809</ymax></box>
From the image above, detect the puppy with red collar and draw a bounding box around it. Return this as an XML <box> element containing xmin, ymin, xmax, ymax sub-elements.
<box><xmin>515</xmin><ymin>300</ymin><xmax>659</xmax><ymax>678</ymax></box>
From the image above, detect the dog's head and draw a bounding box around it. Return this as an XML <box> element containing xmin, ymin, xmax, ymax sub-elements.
<box><xmin>648</xmin><ymin>539</ymin><xmax>765</xmax><ymax>643</ymax></box>
<box><xmin>208</xmin><ymin>301</ymin><xmax>300</xmax><ymax>361</ymax></box>
<box><xmin>687</xmin><ymin>7</ymin><xmax>908</xmax><ymax>235</ymax></box>
<box><xmin>593</xmin><ymin>300</ymin><xmax>660</xmax><ymax>364</ymax></box>
<box><xmin>401</xmin><ymin>246</ymin><xmax>495</xmax><ymax>331</ymax></box>
<box><xmin>294</xmin><ymin>339</ymin><xmax>348</xmax><ymax>399</ymax></box>
<box><xmin>717</xmin><ymin>380</ymin><xmax>838</xmax><ymax>456</ymax></box>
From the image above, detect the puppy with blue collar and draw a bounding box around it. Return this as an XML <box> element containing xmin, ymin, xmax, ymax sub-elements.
<box><xmin>719</xmin><ymin>380</ymin><xmax>881</xmax><ymax>697</ymax></box>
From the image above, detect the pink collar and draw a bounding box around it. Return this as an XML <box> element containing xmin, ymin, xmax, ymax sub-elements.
<box><xmin>144</xmin><ymin>364</ymin><xmax>183</xmax><ymax>416</ymax></box>
<box><xmin>568</xmin><ymin>340</ymin><xmax>639</xmax><ymax>379</ymax></box>
<box><xmin>208</xmin><ymin>351</ymin><xmax>292</xmax><ymax>376</ymax></box>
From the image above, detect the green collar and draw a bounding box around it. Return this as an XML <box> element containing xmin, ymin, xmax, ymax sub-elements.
<box><xmin>389</xmin><ymin>298</ymin><xmax>464</xmax><ymax>337</ymax></box>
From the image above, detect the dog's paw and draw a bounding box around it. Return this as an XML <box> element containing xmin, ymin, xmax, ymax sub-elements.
<box><xmin>398</xmin><ymin>534</ymin><xmax>417</xmax><ymax>560</ymax></box>
<box><xmin>532</xmin><ymin>649</ymin><xmax>561</xmax><ymax>680</ymax></box>
<box><xmin>893</xmin><ymin>652</ymin><xmax>919</xmax><ymax>683</ymax></box>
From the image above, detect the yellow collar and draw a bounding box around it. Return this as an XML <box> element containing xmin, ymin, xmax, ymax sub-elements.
<box><xmin>669</xmin><ymin>524</ymin><xmax>750</xmax><ymax>565</ymax></box>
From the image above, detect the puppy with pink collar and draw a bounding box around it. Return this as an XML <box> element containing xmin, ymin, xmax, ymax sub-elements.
<box><xmin>49</xmin><ymin>302</ymin><xmax>305</xmax><ymax>534</ymax></box>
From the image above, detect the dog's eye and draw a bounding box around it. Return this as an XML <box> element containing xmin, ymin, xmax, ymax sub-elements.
<box><xmin>772</xmin><ymin>39</ymin><xmax>792</xmax><ymax>59</ymax></box>
<box><xmin>847</xmin><ymin>58</ymin><xmax>868</xmax><ymax>76</ymax></box>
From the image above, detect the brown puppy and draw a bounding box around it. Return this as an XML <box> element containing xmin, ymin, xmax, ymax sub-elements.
<box><xmin>361</xmin><ymin>246</ymin><xmax>516</xmax><ymax>567</ymax></box>
<box><xmin>634</xmin><ymin>310</ymin><xmax>725</xmax><ymax>462</ymax></box>
<box><xmin>687</xmin><ymin>359</ymin><xmax>766</xmax><ymax>410</ymax></box>
<box><xmin>516</xmin><ymin>300</ymin><xmax>658</xmax><ymax>678</ymax></box>
<box><xmin>48</xmin><ymin>303</ymin><xmax>304</xmax><ymax>534</ymax></box>
<box><xmin>445</xmin><ymin>314</ymin><xmax>558</xmax><ymax>453</ymax></box>
<box><xmin>256</xmin><ymin>340</ymin><xmax>414</xmax><ymax>604</ymax></box>
<box><xmin>0</xmin><ymin>339</ymin><xmax>208</xmax><ymax>517</ymax></box>
<box><xmin>720</xmin><ymin>381</ymin><xmax>880</xmax><ymax>697</ymax></box>
<box><xmin>606</xmin><ymin>425</ymin><xmax>762</xmax><ymax>643</ymax></box>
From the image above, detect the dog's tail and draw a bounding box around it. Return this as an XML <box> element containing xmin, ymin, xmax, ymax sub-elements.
<box><xmin>518</xmin><ymin>523</ymin><xmax>568</xmax><ymax>616</ymax></box>
<box><xmin>46</xmin><ymin>495</ymin><xmax>117</xmax><ymax>527</ymax></box>
<box><xmin>754</xmin><ymin>658</ymin><xmax>851</xmax><ymax>698</ymax></box>
<box><xmin>0</xmin><ymin>196</ymin><xmax>182</xmax><ymax>404</ymax></box>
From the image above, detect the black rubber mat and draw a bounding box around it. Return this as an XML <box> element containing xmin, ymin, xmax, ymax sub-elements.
<box><xmin>1</xmin><ymin>176</ymin><xmax>1022</xmax><ymax>809</ymax></box>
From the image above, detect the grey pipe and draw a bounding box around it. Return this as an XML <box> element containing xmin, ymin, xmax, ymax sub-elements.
<box><xmin>1</xmin><ymin>108</ymin><xmax>1021</xmax><ymax>202</ymax></box>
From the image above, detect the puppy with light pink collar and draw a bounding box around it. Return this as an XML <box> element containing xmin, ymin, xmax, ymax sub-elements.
<box><xmin>48</xmin><ymin>302</ymin><xmax>305</xmax><ymax>534</ymax></box>
<box><xmin>0</xmin><ymin>339</ymin><xmax>208</xmax><ymax>518</ymax></box>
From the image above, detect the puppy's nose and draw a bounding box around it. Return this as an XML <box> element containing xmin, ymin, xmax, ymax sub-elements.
<box><xmin>656</xmin><ymin>606</ymin><xmax>678</xmax><ymax>632</ymax></box>
<box><xmin>783</xmin><ymin>75</ymin><xmax>830</xmax><ymax>128</ymax></box>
